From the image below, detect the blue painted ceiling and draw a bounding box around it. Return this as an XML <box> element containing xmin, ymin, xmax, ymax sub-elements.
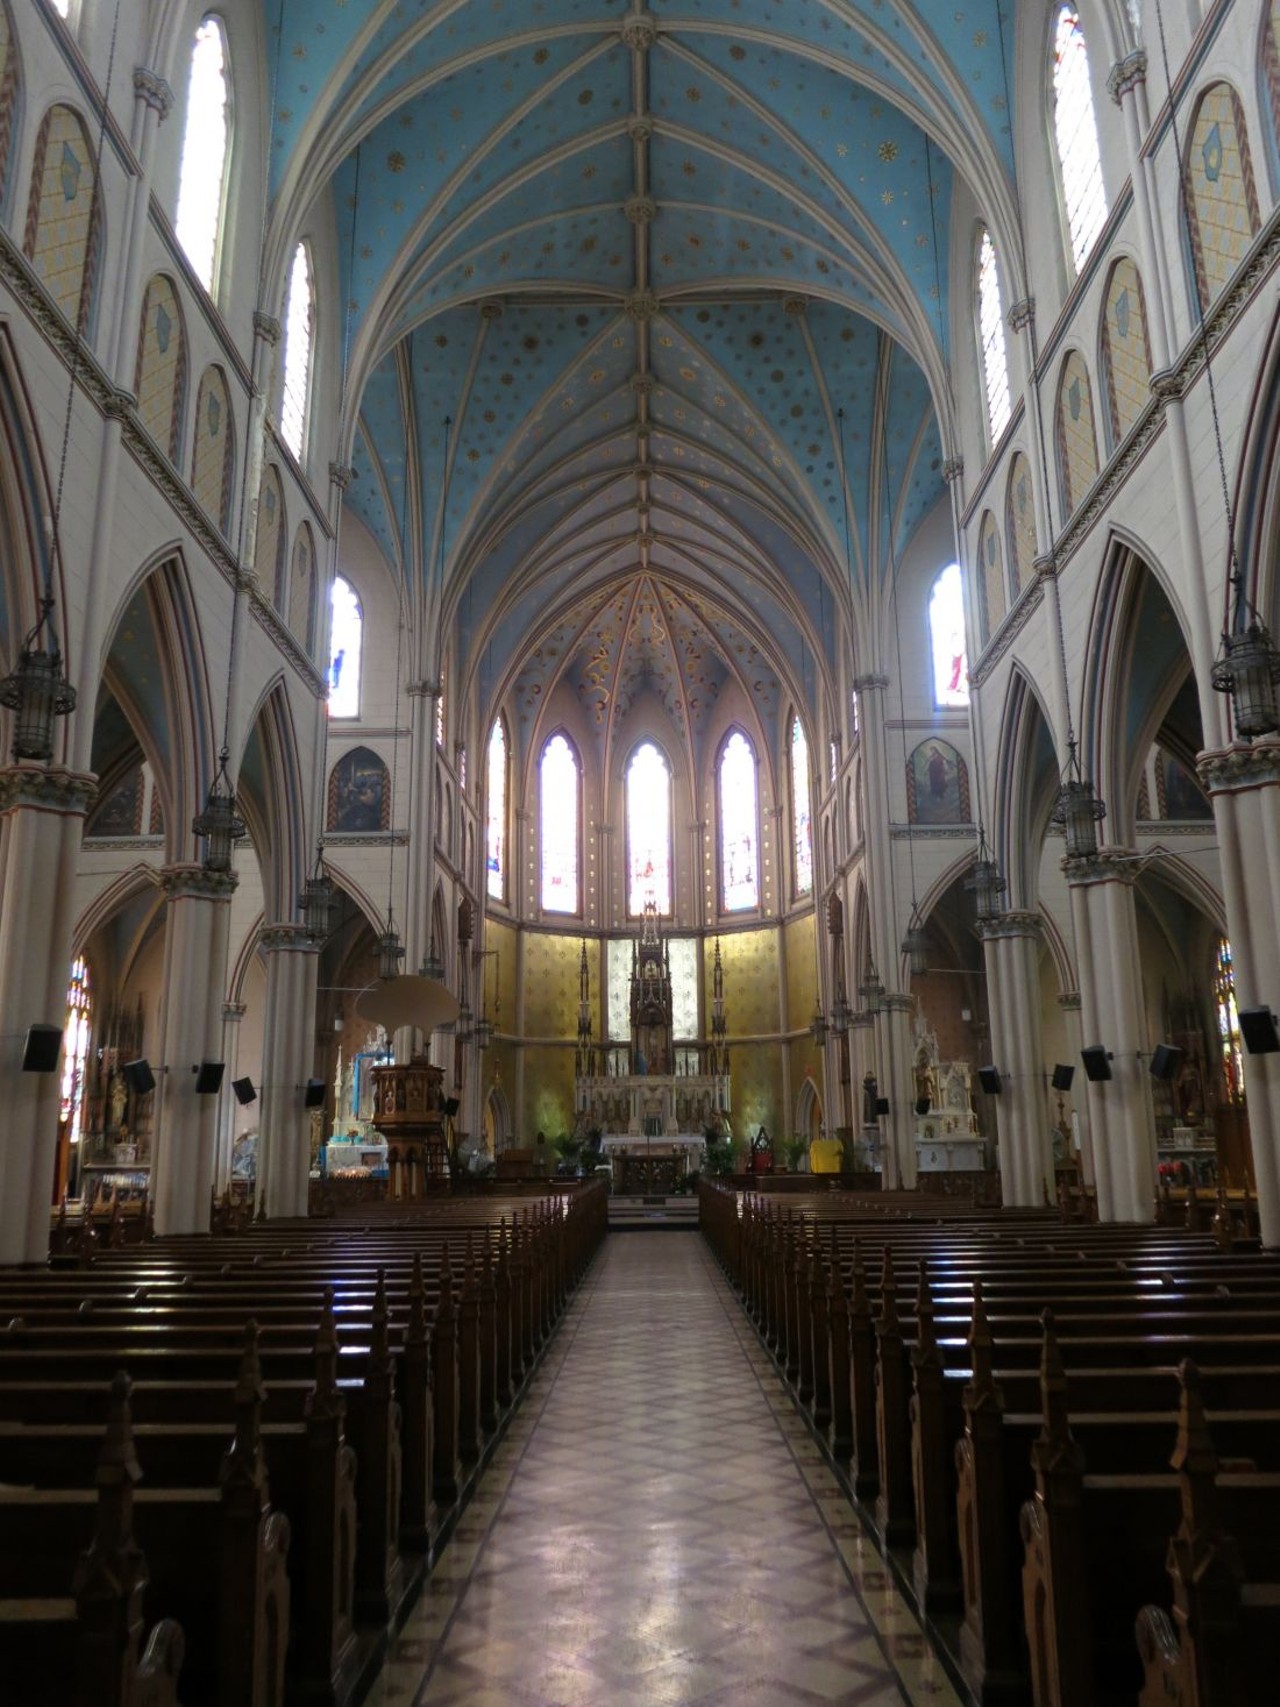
<box><xmin>266</xmin><ymin>3</ymin><xmax>1016</xmax><ymax>749</ymax></box>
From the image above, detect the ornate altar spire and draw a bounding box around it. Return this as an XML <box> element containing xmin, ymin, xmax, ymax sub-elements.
<box><xmin>575</xmin><ymin>939</ymin><xmax>594</xmax><ymax>1078</ymax></box>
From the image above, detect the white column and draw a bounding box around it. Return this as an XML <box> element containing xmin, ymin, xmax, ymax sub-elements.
<box><xmin>978</xmin><ymin>912</ymin><xmax>1051</xmax><ymax>1206</ymax></box>
<box><xmin>1066</xmin><ymin>853</ymin><xmax>1156</xmax><ymax>1223</ymax></box>
<box><xmin>879</xmin><ymin>994</ymin><xmax>917</xmax><ymax>1189</ymax></box>
<box><xmin>152</xmin><ymin>866</ymin><xmax>236</xmax><ymax>1237</ymax></box>
<box><xmin>256</xmin><ymin>925</ymin><xmax>320</xmax><ymax>1221</ymax></box>
<box><xmin>1056</xmin><ymin>991</ymin><xmax>1093</xmax><ymax>1186</ymax></box>
<box><xmin>1200</xmin><ymin>741</ymin><xmax>1280</xmax><ymax>1246</ymax></box>
<box><xmin>0</xmin><ymin>765</ymin><xmax>96</xmax><ymax>1263</ymax></box>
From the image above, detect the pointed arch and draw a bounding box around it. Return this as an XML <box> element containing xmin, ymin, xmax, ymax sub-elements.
<box><xmin>71</xmin><ymin>863</ymin><xmax>164</xmax><ymax>961</ymax></box>
<box><xmin>928</xmin><ymin>562</ymin><xmax>969</xmax><ymax>707</ymax></box>
<box><xmin>135</xmin><ymin>274</ymin><xmax>189</xmax><ymax>463</ymax></box>
<box><xmin>789</xmin><ymin>712</ymin><xmax>813</xmax><ymax>900</ymax></box>
<box><xmin>327</xmin><ymin>745</ymin><xmax>390</xmax><ymax>835</ymax></box>
<box><xmin>977</xmin><ymin>510</ymin><xmax>1005</xmax><ymax>642</ymax></box>
<box><xmin>288</xmin><ymin>522</ymin><xmax>317</xmax><ymax>654</ymax></box>
<box><xmin>238</xmin><ymin>677</ymin><xmax>307</xmax><ymax>922</ymax></box>
<box><xmin>992</xmin><ymin>666</ymin><xmax>1062</xmax><ymax>909</ymax></box>
<box><xmin>1055</xmin><ymin>351</ymin><xmax>1099</xmax><ymax>517</ymax></box>
<box><xmin>1050</xmin><ymin>6</ymin><xmax>1108</xmax><ymax>272</ymax></box>
<box><xmin>0</xmin><ymin>323</ymin><xmax>62</xmax><ymax>678</ymax></box>
<box><xmin>254</xmin><ymin>465</ymin><xmax>287</xmax><ymax>605</ymax></box>
<box><xmin>190</xmin><ymin>364</ymin><xmax>235</xmax><ymax>536</ymax></box>
<box><xmin>540</xmin><ymin>728</ymin><xmax>581</xmax><ymax>915</ymax></box>
<box><xmin>976</xmin><ymin>227</ymin><xmax>1012</xmax><ymax>446</ymax></box>
<box><xmin>24</xmin><ymin>103</ymin><xmax>103</xmax><ymax>334</ymax></box>
<box><xmin>174</xmin><ymin>13</ymin><xmax>232</xmax><ymax>295</ymax></box>
<box><xmin>1099</xmin><ymin>257</ymin><xmax>1152</xmax><ymax>449</ymax></box>
<box><xmin>280</xmin><ymin>239</ymin><xmax>315</xmax><ymax>461</ymax></box>
<box><xmin>0</xmin><ymin>2</ymin><xmax>20</xmax><ymax>214</ymax></box>
<box><xmin>1005</xmin><ymin>453</ymin><xmax>1037</xmax><ymax>599</ymax></box>
<box><xmin>1185</xmin><ymin>81</ymin><xmax>1260</xmax><ymax>313</ymax></box>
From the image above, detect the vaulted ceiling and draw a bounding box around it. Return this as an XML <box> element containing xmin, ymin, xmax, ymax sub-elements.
<box><xmin>264</xmin><ymin>2</ymin><xmax>1022</xmax><ymax>763</ymax></box>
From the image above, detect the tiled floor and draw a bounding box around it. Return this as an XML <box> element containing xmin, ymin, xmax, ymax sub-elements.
<box><xmin>365</xmin><ymin>1232</ymin><xmax>962</xmax><ymax>1707</ymax></box>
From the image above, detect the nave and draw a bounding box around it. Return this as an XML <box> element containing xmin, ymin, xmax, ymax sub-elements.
<box><xmin>365</xmin><ymin>1232</ymin><xmax>956</xmax><ymax>1707</ymax></box>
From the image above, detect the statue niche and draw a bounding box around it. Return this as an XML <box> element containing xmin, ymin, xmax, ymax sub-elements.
<box><xmin>631</xmin><ymin>897</ymin><xmax>673</xmax><ymax>1078</ymax></box>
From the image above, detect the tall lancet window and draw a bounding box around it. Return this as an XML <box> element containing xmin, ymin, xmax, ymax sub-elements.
<box><xmin>486</xmin><ymin>717</ymin><xmax>508</xmax><ymax>901</ymax></box>
<box><xmin>60</xmin><ymin>957</ymin><xmax>92</xmax><ymax>1154</ymax></box>
<box><xmin>720</xmin><ymin>730</ymin><xmax>759</xmax><ymax>913</ymax></box>
<box><xmin>930</xmin><ymin>563</ymin><xmax>970</xmax><ymax>707</ymax></box>
<box><xmin>626</xmin><ymin>742</ymin><xmax>672</xmax><ymax>915</ymax></box>
<box><xmin>1052</xmin><ymin>7</ymin><xmax>1108</xmax><ymax>271</ymax></box>
<box><xmin>174</xmin><ymin>17</ymin><xmax>231</xmax><ymax>293</ymax></box>
<box><xmin>328</xmin><ymin>576</ymin><xmax>362</xmax><ymax>718</ymax></box>
<box><xmin>540</xmin><ymin>733</ymin><xmax>580</xmax><ymax>913</ymax></box>
<box><xmin>280</xmin><ymin>242</ymin><xmax>314</xmax><ymax>460</ymax></box>
<box><xmin>977</xmin><ymin>229</ymin><xmax>1011</xmax><ymax>444</ymax></box>
<box><xmin>791</xmin><ymin>716</ymin><xmax>813</xmax><ymax>897</ymax></box>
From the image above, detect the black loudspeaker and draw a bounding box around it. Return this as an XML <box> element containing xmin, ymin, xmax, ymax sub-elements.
<box><xmin>1239</xmin><ymin>1006</ymin><xmax>1280</xmax><ymax>1055</ymax></box>
<box><xmin>875</xmin><ymin>1096</ymin><xmax>890</xmax><ymax>1116</ymax></box>
<box><xmin>977</xmin><ymin>1065</ymin><xmax>1003</xmax><ymax>1095</ymax></box>
<box><xmin>1051</xmin><ymin>1063</ymin><xmax>1075</xmax><ymax>1092</ymax></box>
<box><xmin>1080</xmin><ymin>1046</ymin><xmax>1112</xmax><ymax>1083</ymax></box>
<box><xmin>194</xmin><ymin>1061</ymin><xmax>225</xmax><ymax>1095</ymax></box>
<box><xmin>1149</xmin><ymin>1043</ymin><xmax>1184</xmax><ymax>1082</ymax></box>
<box><xmin>231</xmin><ymin>1077</ymin><xmax>256</xmax><ymax>1106</ymax></box>
<box><xmin>914</xmin><ymin>1095</ymin><xmax>931</xmax><ymax>1116</ymax></box>
<box><xmin>442</xmin><ymin>1096</ymin><xmax>461</xmax><ymax>1118</ymax></box>
<box><xmin>122</xmin><ymin>1058</ymin><xmax>155</xmax><ymax>1095</ymax></box>
<box><xmin>303</xmin><ymin>1078</ymin><xmax>326</xmax><ymax>1108</ymax></box>
<box><xmin>21</xmin><ymin>1024</ymin><xmax>63</xmax><ymax>1073</ymax></box>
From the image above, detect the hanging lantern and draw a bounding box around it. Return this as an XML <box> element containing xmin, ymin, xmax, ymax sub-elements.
<box><xmin>418</xmin><ymin>941</ymin><xmax>445</xmax><ymax>981</ymax></box>
<box><xmin>299</xmin><ymin>843</ymin><xmax>336</xmax><ymax>943</ymax></box>
<box><xmin>830</xmin><ymin>990</ymin><xmax>852</xmax><ymax>1036</ymax></box>
<box><xmin>859</xmin><ymin>963</ymin><xmax>884</xmax><ymax>1015</ymax></box>
<box><xmin>964</xmin><ymin>827</ymin><xmax>1006</xmax><ymax>920</ymax></box>
<box><xmin>376</xmin><ymin>921</ymin><xmax>405</xmax><ymax>981</ymax></box>
<box><xmin>1211</xmin><ymin>620</ymin><xmax>1280</xmax><ymax>740</ymax></box>
<box><xmin>474</xmin><ymin>1012</ymin><xmax>494</xmax><ymax>1050</ymax></box>
<box><xmin>192</xmin><ymin>750</ymin><xmax>246</xmax><ymax>874</ymax></box>
<box><xmin>808</xmin><ymin>999</ymin><xmax>828</xmax><ymax>1048</ymax></box>
<box><xmin>0</xmin><ymin>601</ymin><xmax>77</xmax><ymax>763</ymax></box>
<box><xmin>1051</xmin><ymin>742</ymin><xmax>1106</xmax><ymax>860</ymax></box>
<box><xmin>901</xmin><ymin>910</ymin><xmax>929</xmax><ymax>978</ymax></box>
<box><xmin>454</xmin><ymin>1001</ymin><xmax>473</xmax><ymax>1046</ymax></box>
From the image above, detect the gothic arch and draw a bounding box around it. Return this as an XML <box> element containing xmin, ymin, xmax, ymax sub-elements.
<box><xmin>237</xmin><ymin>677</ymin><xmax>307</xmax><ymax>923</ymax></box>
<box><xmin>992</xmin><ymin>665</ymin><xmax>1061</xmax><ymax>910</ymax></box>
<box><xmin>0</xmin><ymin>323</ymin><xmax>62</xmax><ymax>690</ymax></box>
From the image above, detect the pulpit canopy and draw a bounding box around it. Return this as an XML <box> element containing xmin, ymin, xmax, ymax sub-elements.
<box><xmin>356</xmin><ymin>975</ymin><xmax>460</xmax><ymax>1037</ymax></box>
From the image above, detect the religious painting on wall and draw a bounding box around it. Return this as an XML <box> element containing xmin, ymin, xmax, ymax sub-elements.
<box><xmin>87</xmin><ymin>765</ymin><xmax>143</xmax><ymax>836</ymax></box>
<box><xmin>907</xmin><ymin>739</ymin><xmax>971</xmax><ymax>825</ymax></box>
<box><xmin>327</xmin><ymin>746</ymin><xmax>390</xmax><ymax>834</ymax></box>
<box><xmin>1158</xmin><ymin>750</ymin><xmax>1213</xmax><ymax>821</ymax></box>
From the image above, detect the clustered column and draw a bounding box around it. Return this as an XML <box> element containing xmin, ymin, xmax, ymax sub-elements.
<box><xmin>977</xmin><ymin>912</ymin><xmax>1051</xmax><ymax>1206</ymax></box>
<box><xmin>0</xmin><ymin>765</ymin><xmax>97</xmax><ymax>1263</ymax></box>
<box><xmin>256</xmin><ymin>924</ymin><xmax>321</xmax><ymax>1221</ymax></box>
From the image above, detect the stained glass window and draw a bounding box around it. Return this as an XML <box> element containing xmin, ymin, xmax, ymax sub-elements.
<box><xmin>280</xmin><ymin>242</ymin><xmax>314</xmax><ymax>460</ymax></box>
<box><xmin>791</xmin><ymin>716</ymin><xmax>813</xmax><ymax>898</ymax></box>
<box><xmin>435</xmin><ymin>667</ymin><xmax>446</xmax><ymax>746</ymax></box>
<box><xmin>458</xmin><ymin>747</ymin><xmax>467</xmax><ymax>792</ymax></box>
<box><xmin>175</xmin><ymin>18</ymin><xmax>230</xmax><ymax>293</ymax></box>
<box><xmin>720</xmin><ymin>730</ymin><xmax>759</xmax><ymax>913</ymax></box>
<box><xmin>60</xmin><ymin>957</ymin><xmax>91</xmax><ymax>1153</ymax></box>
<box><xmin>328</xmin><ymin>576</ymin><xmax>361</xmax><ymax>718</ymax></box>
<box><xmin>486</xmin><ymin>717</ymin><xmax>507</xmax><ymax>901</ymax></box>
<box><xmin>1052</xmin><ymin>8</ymin><xmax>1109</xmax><ymax>272</ymax></box>
<box><xmin>930</xmin><ymin>563</ymin><xmax>970</xmax><ymax>707</ymax></box>
<box><xmin>978</xmin><ymin>230</ymin><xmax>1012</xmax><ymax>443</ymax></box>
<box><xmin>1215</xmin><ymin>939</ymin><xmax>1245</xmax><ymax>1105</ymax></box>
<box><xmin>626</xmin><ymin>742</ymin><xmax>672</xmax><ymax>915</ymax></box>
<box><xmin>540</xmin><ymin>734</ymin><xmax>580</xmax><ymax>913</ymax></box>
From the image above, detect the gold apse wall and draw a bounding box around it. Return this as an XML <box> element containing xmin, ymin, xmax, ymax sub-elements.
<box><xmin>519</xmin><ymin>930</ymin><xmax>582</xmax><ymax>1139</ymax></box>
<box><xmin>708</xmin><ymin>927</ymin><xmax>785</xmax><ymax>1143</ymax></box>
<box><xmin>785</xmin><ymin>912</ymin><xmax>824</xmax><ymax>1135</ymax></box>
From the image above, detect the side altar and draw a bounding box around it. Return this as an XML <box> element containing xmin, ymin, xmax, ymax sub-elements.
<box><xmin>910</xmin><ymin>1009</ymin><xmax>989</xmax><ymax>1172</ymax></box>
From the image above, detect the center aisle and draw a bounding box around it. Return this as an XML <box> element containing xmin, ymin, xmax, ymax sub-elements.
<box><xmin>366</xmin><ymin>1231</ymin><xmax>961</xmax><ymax>1706</ymax></box>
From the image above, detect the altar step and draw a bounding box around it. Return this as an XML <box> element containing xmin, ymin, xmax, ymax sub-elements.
<box><xmin>607</xmin><ymin>1194</ymin><xmax>700</xmax><ymax>1230</ymax></box>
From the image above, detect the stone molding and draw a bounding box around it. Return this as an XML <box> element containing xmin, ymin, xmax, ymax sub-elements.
<box><xmin>970</xmin><ymin>573</ymin><xmax>1048</xmax><ymax>686</ymax></box>
<box><xmin>890</xmin><ymin>824</ymin><xmax>978</xmax><ymax>839</ymax></box>
<box><xmin>223</xmin><ymin>1002</ymin><xmax>247</xmax><ymax>1021</ymax></box>
<box><xmin>623</xmin><ymin>289</ymin><xmax>660</xmax><ymax>321</ymax></box>
<box><xmin>975</xmin><ymin>909</ymin><xmax>1042</xmax><ymax>942</ymax></box>
<box><xmin>850</xmin><ymin>672</ymin><xmax>889</xmax><ymax>694</ymax></box>
<box><xmin>321</xmin><ymin>832</ymin><xmax>409</xmax><ymax>848</ymax></box>
<box><xmin>942</xmin><ymin>456</ymin><xmax>964</xmax><ymax>484</ymax></box>
<box><xmin>621</xmin><ymin>12</ymin><xmax>658</xmax><ymax>50</ymax></box>
<box><xmin>407</xmin><ymin>679</ymin><xmax>443</xmax><ymax>700</ymax></box>
<box><xmin>627</xmin><ymin>115</ymin><xmax>654</xmax><ymax>143</ymax></box>
<box><xmin>1057</xmin><ymin>991</ymin><xmax>1082</xmax><ymax>1011</ymax></box>
<box><xmin>624</xmin><ymin>195</ymin><xmax>656</xmax><ymax>225</ymax></box>
<box><xmin>160</xmin><ymin>863</ymin><xmax>238</xmax><ymax>902</ymax></box>
<box><xmin>133</xmin><ymin>68</ymin><xmax>174</xmax><ymax>118</ymax></box>
<box><xmin>1197</xmin><ymin>739</ymin><xmax>1280</xmax><ymax>794</ymax></box>
<box><xmin>1007</xmin><ymin>297</ymin><xmax>1035</xmax><ymax>334</ymax></box>
<box><xmin>329</xmin><ymin>463</ymin><xmax>353</xmax><ymax>490</ymax></box>
<box><xmin>258</xmin><ymin>923</ymin><xmax>319</xmax><ymax>955</ymax></box>
<box><xmin>1107</xmin><ymin>51</ymin><xmax>1147</xmax><ymax>105</ymax></box>
<box><xmin>82</xmin><ymin>836</ymin><xmax>165</xmax><ymax>852</ymax></box>
<box><xmin>880</xmin><ymin>993</ymin><xmax>915</xmax><ymax>1015</ymax></box>
<box><xmin>0</xmin><ymin>764</ymin><xmax>97</xmax><ymax>817</ymax></box>
<box><xmin>1062</xmin><ymin>848</ymin><xmax>1138</xmax><ymax>887</ymax></box>
<box><xmin>252</xmin><ymin>311</ymin><xmax>281</xmax><ymax>346</ymax></box>
<box><xmin>783</xmin><ymin>295</ymin><xmax>808</xmax><ymax>318</ymax></box>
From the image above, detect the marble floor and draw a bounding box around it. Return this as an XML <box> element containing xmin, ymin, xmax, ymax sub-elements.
<box><xmin>364</xmin><ymin>1232</ymin><xmax>962</xmax><ymax>1707</ymax></box>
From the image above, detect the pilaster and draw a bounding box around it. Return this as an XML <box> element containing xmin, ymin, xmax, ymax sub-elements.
<box><xmin>256</xmin><ymin>924</ymin><xmax>320</xmax><ymax>1220</ymax></box>
<box><xmin>976</xmin><ymin>911</ymin><xmax>1051</xmax><ymax>1205</ymax></box>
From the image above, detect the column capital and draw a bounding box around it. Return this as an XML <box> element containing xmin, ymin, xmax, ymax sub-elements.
<box><xmin>975</xmin><ymin>909</ymin><xmax>1042</xmax><ymax>942</ymax></box>
<box><xmin>1057</xmin><ymin>991</ymin><xmax>1082</xmax><ymax>1012</ymax></box>
<box><xmin>1062</xmin><ymin>848</ymin><xmax>1137</xmax><ymax>887</ymax></box>
<box><xmin>407</xmin><ymin>678</ymin><xmax>443</xmax><ymax>699</ymax></box>
<box><xmin>253</xmin><ymin>311</ymin><xmax>281</xmax><ymax>346</ymax></box>
<box><xmin>329</xmin><ymin>462</ymin><xmax>354</xmax><ymax>491</ymax></box>
<box><xmin>942</xmin><ymin>456</ymin><xmax>964</xmax><ymax>484</ymax></box>
<box><xmin>160</xmin><ymin>863</ymin><xmax>238</xmax><ymax>902</ymax></box>
<box><xmin>850</xmin><ymin>672</ymin><xmax>889</xmax><ymax>694</ymax></box>
<box><xmin>0</xmin><ymin>764</ymin><xmax>97</xmax><ymax>818</ymax></box>
<box><xmin>1007</xmin><ymin>297</ymin><xmax>1035</xmax><ymax>334</ymax></box>
<box><xmin>133</xmin><ymin>67</ymin><xmax>174</xmax><ymax>118</ymax></box>
<box><xmin>223</xmin><ymin>1001</ymin><xmax>247</xmax><ymax>1021</ymax></box>
<box><xmin>1197</xmin><ymin>739</ymin><xmax>1280</xmax><ymax>795</ymax></box>
<box><xmin>880</xmin><ymin>992</ymin><xmax>914</xmax><ymax>1014</ymax></box>
<box><xmin>258</xmin><ymin>922</ymin><xmax>319</xmax><ymax>955</ymax></box>
<box><xmin>1107</xmin><ymin>50</ymin><xmax>1147</xmax><ymax>105</ymax></box>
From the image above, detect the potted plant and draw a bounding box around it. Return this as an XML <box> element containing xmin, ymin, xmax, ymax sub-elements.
<box><xmin>781</xmin><ymin>1134</ymin><xmax>809</xmax><ymax>1174</ymax></box>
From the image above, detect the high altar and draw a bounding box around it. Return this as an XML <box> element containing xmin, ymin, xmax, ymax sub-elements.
<box><xmin>574</xmin><ymin>902</ymin><xmax>730</xmax><ymax>1190</ymax></box>
<box><xmin>911</xmin><ymin>1009</ymin><xmax>989</xmax><ymax>1172</ymax></box>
